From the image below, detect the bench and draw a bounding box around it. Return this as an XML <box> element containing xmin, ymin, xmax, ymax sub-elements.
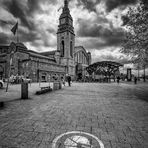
<box><xmin>41</xmin><ymin>86</ymin><xmax>50</xmax><ymax>90</ymax></box>
<box><xmin>36</xmin><ymin>86</ymin><xmax>52</xmax><ymax>95</ymax></box>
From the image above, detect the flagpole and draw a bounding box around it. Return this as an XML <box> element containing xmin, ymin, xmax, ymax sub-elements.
<box><xmin>16</xmin><ymin>21</ymin><xmax>19</xmax><ymax>43</ymax></box>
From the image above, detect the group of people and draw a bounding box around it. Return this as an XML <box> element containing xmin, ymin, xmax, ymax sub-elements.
<box><xmin>116</xmin><ymin>75</ymin><xmax>138</xmax><ymax>84</ymax></box>
<box><xmin>63</xmin><ymin>75</ymin><xmax>140</xmax><ymax>86</ymax></box>
<box><xmin>62</xmin><ymin>74</ymin><xmax>72</xmax><ymax>87</ymax></box>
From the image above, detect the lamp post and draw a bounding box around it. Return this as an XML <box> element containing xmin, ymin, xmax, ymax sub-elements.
<box><xmin>6</xmin><ymin>51</ymin><xmax>14</xmax><ymax>92</ymax></box>
<box><xmin>37</xmin><ymin>59</ymin><xmax>41</xmax><ymax>86</ymax></box>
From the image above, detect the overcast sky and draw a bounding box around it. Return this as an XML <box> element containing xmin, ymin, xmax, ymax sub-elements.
<box><xmin>0</xmin><ymin>0</ymin><xmax>138</xmax><ymax>63</ymax></box>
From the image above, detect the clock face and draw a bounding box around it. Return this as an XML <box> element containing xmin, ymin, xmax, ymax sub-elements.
<box><xmin>61</xmin><ymin>18</ymin><xmax>65</xmax><ymax>24</ymax></box>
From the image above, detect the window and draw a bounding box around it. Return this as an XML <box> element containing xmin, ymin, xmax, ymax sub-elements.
<box><xmin>61</xmin><ymin>40</ymin><xmax>64</xmax><ymax>57</ymax></box>
<box><xmin>70</xmin><ymin>41</ymin><xmax>73</xmax><ymax>57</ymax></box>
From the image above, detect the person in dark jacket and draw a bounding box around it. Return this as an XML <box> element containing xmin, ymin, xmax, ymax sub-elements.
<box><xmin>67</xmin><ymin>75</ymin><xmax>71</xmax><ymax>86</ymax></box>
<box><xmin>134</xmin><ymin>76</ymin><xmax>137</xmax><ymax>84</ymax></box>
<box><xmin>117</xmin><ymin>76</ymin><xmax>120</xmax><ymax>84</ymax></box>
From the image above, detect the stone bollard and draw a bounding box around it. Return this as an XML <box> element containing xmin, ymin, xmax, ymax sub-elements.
<box><xmin>21</xmin><ymin>81</ymin><xmax>28</xmax><ymax>99</ymax></box>
<box><xmin>53</xmin><ymin>82</ymin><xmax>58</xmax><ymax>90</ymax></box>
<box><xmin>0</xmin><ymin>102</ymin><xmax>4</xmax><ymax>108</ymax></box>
<box><xmin>59</xmin><ymin>81</ymin><xmax>62</xmax><ymax>89</ymax></box>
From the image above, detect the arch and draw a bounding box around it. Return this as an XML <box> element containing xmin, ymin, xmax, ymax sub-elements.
<box><xmin>70</xmin><ymin>41</ymin><xmax>73</xmax><ymax>57</ymax></box>
<box><xmin>61</xmin><ymin>40</ymin><xmax>64</xmax><ymax>57</ymax></box>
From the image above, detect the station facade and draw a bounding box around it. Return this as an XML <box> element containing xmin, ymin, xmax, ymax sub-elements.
<box><xmin>0</xmin><ymin>0</ymin><xmax>91</xmax><ymax>82</ymax></box>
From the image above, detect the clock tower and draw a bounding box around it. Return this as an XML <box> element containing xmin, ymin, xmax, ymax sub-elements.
<box><xmin>57</xmin><ymin>0</ymin><xmax>75</xmax><ymax>77</ymax></box>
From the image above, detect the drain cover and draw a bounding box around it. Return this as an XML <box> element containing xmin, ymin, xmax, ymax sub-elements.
<box><xmin>52</xmin><ymin>131</ymin><xmax>104</xmax><ymax>148</ymax></box>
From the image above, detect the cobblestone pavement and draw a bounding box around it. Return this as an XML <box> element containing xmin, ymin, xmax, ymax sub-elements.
<box><xmin>0</xmin><ymin>82</ymin><xmax>148</xmax><ymax>148</ymax></box>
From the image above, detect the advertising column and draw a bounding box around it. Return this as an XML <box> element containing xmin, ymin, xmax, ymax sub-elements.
<box><xmin>127</xmin><ymin>68</ymin><xmax>132</xmax><ymax>81</ymax></box>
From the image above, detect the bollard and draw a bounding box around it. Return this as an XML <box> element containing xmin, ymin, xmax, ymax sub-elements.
<box><xmin>59</xmin><ymin>82</ymin><xmax>62</xmax><ymax>89</ymax></box>
<box><xmin>21</xmin><ymin>81</ymin><xmax>28</xmax><ymax>99</ymax></box>
<box><xmin>53</xmin><ymin>82</ymin><xmax>58</xmax><ymax>90</ymax></box>
<box><xmin>0</xmin><ymin>102</ymin><xmax>4</xmax><ymax>108</ymax></box>
<box><xmin>53</xmin><ymin>81</ymin><xmax>62</xmax><ymax>90</ymax></box>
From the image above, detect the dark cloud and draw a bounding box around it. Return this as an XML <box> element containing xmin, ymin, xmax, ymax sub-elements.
<box><xmin>105</xmin><ymin>0</ymin><xmax>138</xmax><ymax>12</ymax></box>
<box><xmin>77</xmin><ymin>19</ymin><xmax>125</xmax><ymax>48</ymax></box>
<box><xmin>18</xmin><ymin>29</ymin><xmax>40</xmax><ymax>43</ymax></box>
<box><xmin>46</xmin><ymin>28</ymin><xmax>56</xmax><ymax>34</ymax></box>
<box><xmin>76</xmin><ymin>0</ymin><xmax>138</xmax><ymax>12</ymax></box>
<box><xmin>0</xmin><ymin>33</ymin><xmax>10</xmax><ymax>44</ymax></box>
<box><xmin>77</xmin><ymin>18</ymin><xmax>111</xmax><ymax>37</ymax></box>
<box><xmin>2</xmin><ymin>0</ymin><xmax>32</xmax><ymax>29</ymax></box>
<box><xmin>0</xmin><ymin>0</ymin><xmax>58</xmax><ymax>48</ymax></box>
<box><xmin>0</xmin><ymin>19</ymin><xmax>14</xmax><ymax>27</ymax></box>
<box><xmin>27</xmin><ymin>0</ymin><xmax>57</xmax><ymax>14</ymax></box>
<box><xmin>27</xmin><ymin>0</ymin><xmax>41</xmax><ymax>14</ymax></box>
<box><xmin>93</xmin><ymin>53</ymin><xmax>130</xmax><ymax>64</ymax></box>
<box><xmin>77</xmin><ymin>0</ymin><xmax>101</xmax><ymax>12</ymax></box>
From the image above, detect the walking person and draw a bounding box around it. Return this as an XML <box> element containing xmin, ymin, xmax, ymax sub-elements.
<box><xmin>117</xmin><ymin>76</ymin><xmax>120</xmax><ymax>84</ymax></box>
<box><xmin>67</xmin><ymin>74</ymin><xmax>71</xmax><ymax>87</ymax></box>
<box><xmin>134</xmin><ymin>76</ymin><xmax>137</xmax><ymax>84</ymax></box>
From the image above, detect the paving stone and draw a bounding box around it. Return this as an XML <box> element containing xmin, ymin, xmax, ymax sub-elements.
<box><xmin>0</xmin><ymin>82</ymin><xmax>148</xmax><ymax>147</ymax></box>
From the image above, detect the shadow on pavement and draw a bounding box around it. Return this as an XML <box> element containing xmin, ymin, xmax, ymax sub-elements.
<box><xmin>135</xmin><ymin>91</ymin><xmax>148</xmax><ymax>102</ymax></box>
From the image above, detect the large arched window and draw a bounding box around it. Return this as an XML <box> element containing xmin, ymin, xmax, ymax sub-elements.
<box><xmin>61</xmin><ymin>40</ymin><xmax>64</xmax><ymax>57</ymax></box>
<box><xmin>70</xmin><ymin>41</ymin><xmax>73</xmax><ymax>57</ymax></box>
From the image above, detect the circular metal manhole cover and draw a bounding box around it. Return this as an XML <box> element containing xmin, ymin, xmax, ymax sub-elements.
<box><xmin>52</xmin><ymin>131</ymin><xmax>104</xmax><ymax>148</ymax></box>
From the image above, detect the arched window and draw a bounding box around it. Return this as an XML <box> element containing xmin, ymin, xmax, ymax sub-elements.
<box><xmin>70</xmin><ymin>41</ymin><xmax>73</xmax><ymax>57</ymax></box>
<box><xmin>61</xmin><ymin>40</ymin><xmax>64</xmax><ymax>57</ymax></box>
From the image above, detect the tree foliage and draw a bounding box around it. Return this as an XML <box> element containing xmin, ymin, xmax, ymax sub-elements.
<box><xmin>121</xmin><ymin>0</ymin><xmax>148</xmax><ymax>67</ymax></box>
<box><xmin>86</xmin><ymin>61</ymin><xmax>123</xmax><ymax>76</ymax></box>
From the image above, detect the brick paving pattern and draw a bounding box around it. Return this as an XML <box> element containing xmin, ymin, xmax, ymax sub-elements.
<box><xmin>0</xmin><ymin>82</ymin><xmax>148</xmax><ymax>148</ymax></box>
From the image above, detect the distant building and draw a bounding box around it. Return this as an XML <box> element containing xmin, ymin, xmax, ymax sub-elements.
<box><xmin>74</xmin><ymin>46</ymin><xmax>91</xmax><ymax>80</ymax></box>
<box><xmin>0</xmin><ymin>0</ymin><xmax>91</xmax><ymax>82</ymax></box>
<box><xmin>0</xmin><ymin>43</ymin><xmax>65</xmax><ymax>82</ymax></box>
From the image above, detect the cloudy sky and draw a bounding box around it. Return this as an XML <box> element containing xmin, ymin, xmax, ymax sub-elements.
<box><xmin>0</xmin><ymin>0</ymin><xmax>138</xmax><ymax>63</ymax></box>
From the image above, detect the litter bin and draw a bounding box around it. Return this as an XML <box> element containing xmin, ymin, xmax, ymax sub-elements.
<box><xmin>21</xmin><ymin>81</ymin><xmax>28</xmax><ymax>99</ymax></box>
<box><xmin>53</xmin><ymin>81</ymin><xmax>62</xmax><ymax>90</ymax></box>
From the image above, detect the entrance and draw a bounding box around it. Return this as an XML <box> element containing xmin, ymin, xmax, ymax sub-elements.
<box><xmin>0</xmin><ymin>66</ymin><xmax>4</xmax><ymax>79</ymax></box>
<box><xmin>75</xmin><ymin>64</ymin><xmax>83</xmax><ymax>81</ymax></box>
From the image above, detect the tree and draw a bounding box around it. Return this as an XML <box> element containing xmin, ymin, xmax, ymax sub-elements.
<box><xmin>121</xmin><ymin>0</ymin><xmax>148</xmax><ymax>81</ymax></box>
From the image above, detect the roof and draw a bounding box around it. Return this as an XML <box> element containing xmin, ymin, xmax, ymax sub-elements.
<box><xmin>86</xmin><ymin>61</ymin><xmax>123</xmax><ymax>75</ymax></box>
<box><xmin>16</xmin><ymin>42</ymin><xmax>27</xmax><ymax>49</ymax></box>
<box><xmin>0</xmin><ymin>45</ymin><xmax>9</xmax><ymax>48</ymax></box>
<box><xmin>29</xmin><ymin>51</ymin><xmax>56</xmax><ymax>62</ymax></box>
<box><xmin>40</xmin><ymin>50</ymin><xmax>56</xmax><ymax>56</ymax></box>
<box><xmin>74</xmin><ymin>46</ymin><xmax>89</xmax><ymax>57</ymax></box>
<box><xmin>92</xmin><ymin>61</ymin><xmax>123</xmax><ymax>66</ymax></box>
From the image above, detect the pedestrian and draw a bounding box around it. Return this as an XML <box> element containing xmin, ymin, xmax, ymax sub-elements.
<box><xmin>67</xmin><ymin>74</ymin><xmax>71</xmax><ymax>86</ymax></box>
<box><xmin>62</xmin><ymin>77</ymin><xmax>65</xmax><ymax>86</ymax></box>
<box><xmin>117</xmin><ymin>76</ymin><xmax>120</xmax><ymax>84</ymax></box>
<box><xmin>134</xmin><ymin>76</ymin><xmax>137</xmax><ymax>84</ymax></box>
